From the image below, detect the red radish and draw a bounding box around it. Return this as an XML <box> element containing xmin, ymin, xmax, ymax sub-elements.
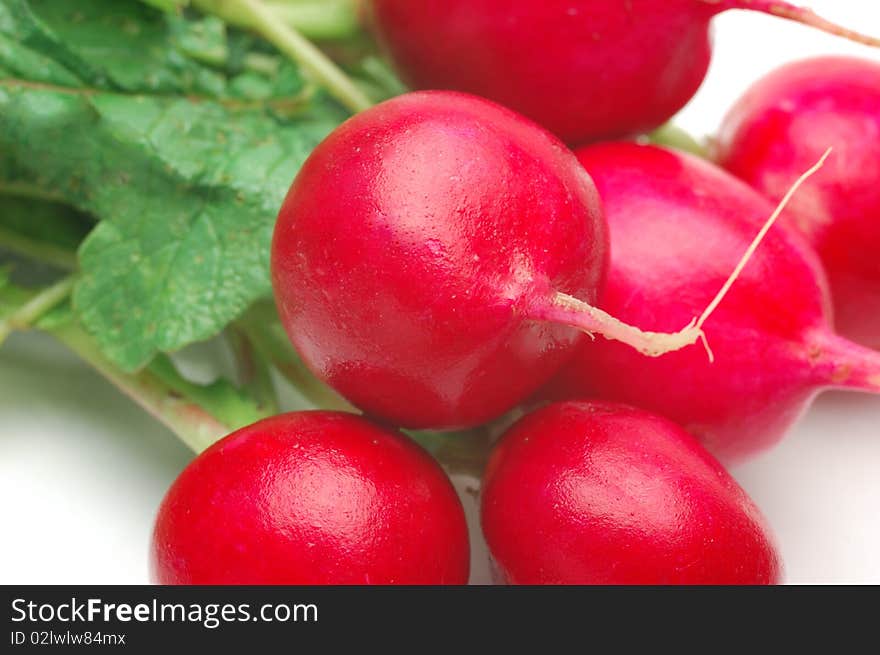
<box><xmin>481</xmin><ymin>401</ymin><xmax>782</xmax><ymax>585</ymax></box>
<box><xmin>272</xmin><ymin>91</ymin><xmax>712</xmax><ymax>431</ymax></box>
<box><xmin>151</xmin><ymin>412</ymin><xmax>470</xmax><ymax>585</ymax></box>
<box><xmin>716</xmin><ymin>56</ymin><xmax>880</xmax><ymax>350</ymax></box>
<box><xmin>366</xmin><ymin>1</ymin><xmax>879</xmax><ymax>144</ymax></box>
<box><xmin>547</xmin><ymin>143</ymin><xmax>880</xmax><ymax>462</ymax></box>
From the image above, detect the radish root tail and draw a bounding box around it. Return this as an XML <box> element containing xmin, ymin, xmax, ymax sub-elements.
<box><xmin>540</xmin><ymin>148</ymin><xmax>832</xmax><ymax>362</ymax></box>
<box><xmin>759</xmin><ymin>2</ymin><xmax>880</xmax><ymax>49</ymax></box>
<box><xmin>705</xmin><ymin>1</ymin><xmax>880</xmax><ymax>48</ymax></box>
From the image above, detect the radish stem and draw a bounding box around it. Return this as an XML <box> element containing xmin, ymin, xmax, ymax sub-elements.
<box><xmin>646</xmin><ymin>123</ymin><xmax>708</xmax><ymax>158</ymax></box>
<box><xmin>262</xmin><ymin>0</ymin><xmax>361</xmax><ymax>41</ymax></box>
<box><xmin>193</xmin><ymin>0</ymin><xmax>372</xmax><ymax>113</ymax></box>
<box><xmin>0</xmin><ymin>180</ymin><xmax>68</xmax><ymax>205</ymax></box>
<box><xmin>51</xmin><ymin>324</ymin><xmax>229</xmax><ymax>453</ymax></box>
<box><xmin>0</xmin><ymin>275</ymin><xmax>76</xmax><ymax>346</ymax></box>
<box><xmin>0</xmin><ymin>227</ymin><xmax>78</xmax><ymax>270</ymax></box>
<box><xmin>409</xmin><ymin>426</ymin><xmax>493</xmax><ymax>479</ymax></box>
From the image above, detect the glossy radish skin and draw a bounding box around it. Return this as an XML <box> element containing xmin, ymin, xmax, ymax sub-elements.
<box><xmin>367</xmin><ymin>1</ymin><xmax>879</xmax><ymax>144</ymax></box>
<box><xmin>151</xmin><ymin>412</ymin><xmax>470</xmax><ymax>585</ymax></box>
<box><xmin>716</xmin><ymin>56</ymin><xmax>880</xmax><ymax>350</ymax></box>
<box><xmin>548</xmin><ymin>143</ymin><xmax>880</xmax><ymax>462</ymax></box>
<box><xmin>482</xmin><ymin>401</ymin><xmax>782</xmax><ymax>585</ymax></box>
<box><xmin>272</xmin><ymin>91</ymin><xmax>607</xmax><ymax>430</ymax></box>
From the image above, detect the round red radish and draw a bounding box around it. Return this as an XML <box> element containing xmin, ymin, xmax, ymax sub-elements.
<box><xmin>271</xmin><ymin>91</ymin><xmax>608</xmax><ymax>430</ymax></box>
<box><xmin>716</xmin><ymin>56</ymin><xmax>880</xmax><ymax>350</ymax></box>
<box><xmin>481</xmin><ymin>401</ymin><xmax>782</xmax><ymax>585</ymax></box>
<box><xmin>547</xmin><ymin>143</ymin><xmax>880</xmax><ymax>462</ymax></box>
<box><xmin>366</xmin><ymin>1</ymin><xmax>879</xmax><ymax>144</ymax></box>
<box><xmin>151</xmin><ymin>412</ymin><xmax>470</xmax><ymax>585</ymax></box>
<box><xmin>273</xmin><ymin>92</ymin><xmax>717</xmax><ymax>431</ymax></box>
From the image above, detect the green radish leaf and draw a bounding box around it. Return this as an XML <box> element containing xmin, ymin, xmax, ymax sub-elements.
<box><xmin>0</xmin><ymin>0</ymin><xmax>345</xmax><ymax>370</ymax></box>
<box><xmin>169</xmin><ymin>14</ymin><xmax>228</xmax><ymax>67</ymax></box>
<box><xmin>0</xmin><ymin>0</ymin><xmax>219</xmax><ymax>95</ymax></box>
<box><xmin>0</xmin><ymin>0</ymin><xmax>308</xmax><ymax>99</ymax></box>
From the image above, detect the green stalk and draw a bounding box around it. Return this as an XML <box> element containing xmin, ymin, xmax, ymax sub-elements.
<box><xmin>0</xmin><ymin>180</ymin><xmax>69</xmax><ymax>204</ymax></box>
<box><xmin>194</xmin><ymin>0</ymin><xmax>372</xmax><ymax>113</ymax></box>
<box><xmin>50</xmin><ymin>324</ymin><xmax>228</xmax><ymax>453</ymax></box>
<box><xmin>0</xmin><ymin>275</ymin><xmax>75</xmax><ymax>346</ymax></box>
<box><xmin>409</xmin><ymin>426</ymin><xmax>493</xmax><ymax>479</ymax></box>
<box><xmin>646</xmin><ymin>123</ymin><xmax>708</xmax><ymax>158</ymax></box>
<box><xmin>0</xmin><ymin>226</ymin><xmax>78</xmax><ymax>270</ymax></box>
<box><xmin>143</xmin><ymin>0</ymin><xmax>361</xmax><ymax>40</ymax></box>
<box><xmin>265</xmin><ymin>0</ymin><xmax>361</xmax><ymax>41</ymax></box>
<box><xmin>140</xmin><ymin>0</ymin><xmax>189</xmax><ymax>12</ymax></box>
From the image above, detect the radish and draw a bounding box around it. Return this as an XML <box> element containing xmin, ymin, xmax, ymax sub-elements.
<box><xmin>151</xmin><ymin>412</ymin><xmax>470</xmax><ymax>584</ymax></box>
<box><xmin>547</xmin><ymin>143</ymin><xmax>880</xmax><ymax>462</ymax></box>
<box><xmin>715</xmin><ymin>56</ymin><xmax>880</xmax><ymax>350</ymax></box>
<box><xmin>481</xmin><ymin>401</ymin><xmax>782</xmax><ymax>585</ymax></box>
<box><xmin>366</xmin><ymin>1</ymin><xmax>879</xmax><ymax>144</ymax></box>
<box><xmin>273</xmin><ymin>91</ymin><xmax>734</xmax><ymax>431</ymax></box>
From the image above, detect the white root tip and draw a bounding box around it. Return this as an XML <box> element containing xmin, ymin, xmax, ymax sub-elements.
<box><xmin>625</xmin><ymin>318</ymin><xmax>707</xmax><ymax>359</ymax></box>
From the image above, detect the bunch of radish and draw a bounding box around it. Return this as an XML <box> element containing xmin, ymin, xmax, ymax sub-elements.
<box><xmin>151</xmin><ymin>2</ymin><xmax>880</xmax><ymax>585</ymax></box>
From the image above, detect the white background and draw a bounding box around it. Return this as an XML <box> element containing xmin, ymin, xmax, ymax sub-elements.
<box><xmin>1</xmin><ymin>1</ymin><xmax>879</xmax><ymax>584</ymax></box>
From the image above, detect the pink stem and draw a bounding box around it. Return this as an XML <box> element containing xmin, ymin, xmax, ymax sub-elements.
<box><xmin>708</xmin><ymin>1</ymin><xmax>880</xmax><ymax>47</ymax></box>
<box><xmin>809</xmin><ymin>331</ymin><xmax>880</xmax><ymax>394</ymax></box>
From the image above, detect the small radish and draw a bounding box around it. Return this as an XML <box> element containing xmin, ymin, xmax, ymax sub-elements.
<box><xmin>481</xmin><ymin>401</ymin><xmax>782</xmax><ymax>585</ymax></box>
<box><xmin>366</xmin><ymin>1</ymin><xmax>879</xmax><ymax>144</ymax></box>
<box><xmin>151</xmin><ymin>412</ymin><xmax>470</xmax><ymax>585</ymax></box>
<box><xmin>715</xmin><ymin>56</ymin><xmax>880</xmax><ymax>350</ymax></box>
<box><xmin>273</xmin><ymin>91</ymin><xmax>726</xmax><ymax>431</ymax></box>
<box><xmin>547</xmin><ymin>143</ymin><xmax>880</xmax><ymax>462</ymax></box>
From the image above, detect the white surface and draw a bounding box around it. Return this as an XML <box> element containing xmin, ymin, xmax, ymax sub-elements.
<box><xmin>2</xmin><ymin>1</ymin><xmax>879</xmax><ymax>584</ymax></box>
